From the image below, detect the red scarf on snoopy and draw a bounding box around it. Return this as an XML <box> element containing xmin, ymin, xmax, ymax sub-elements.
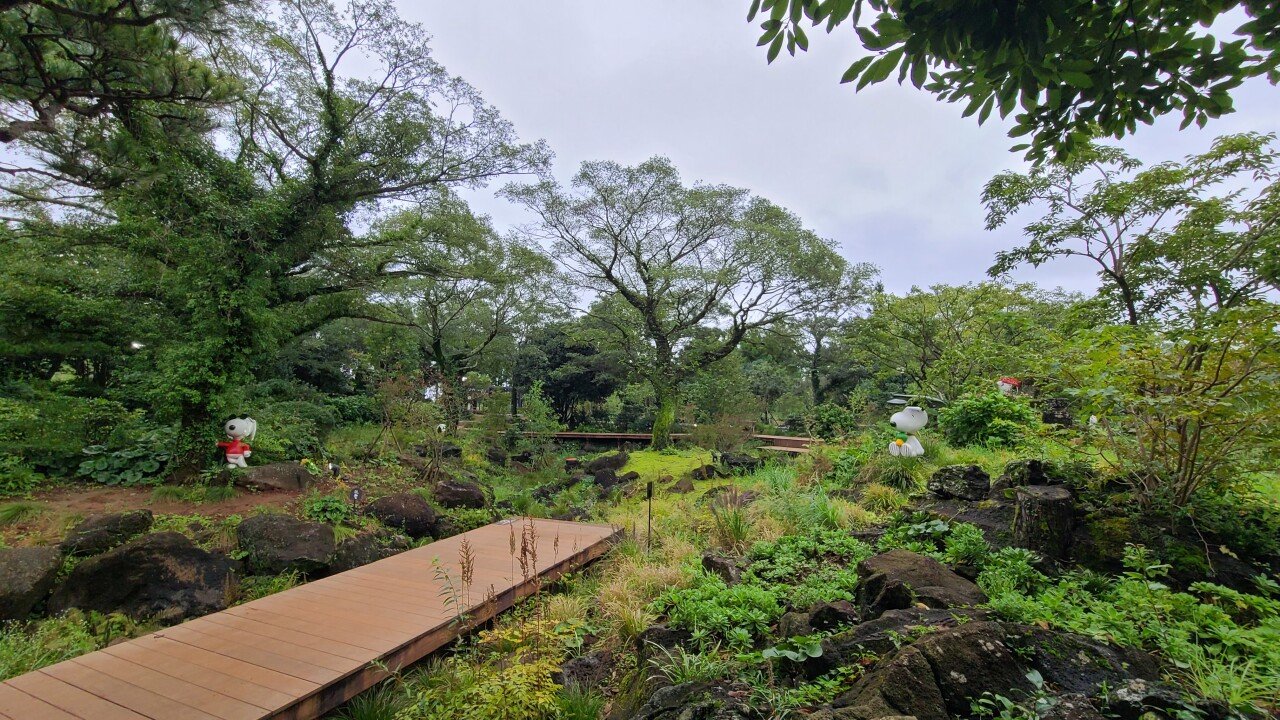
<box><xmin>217</xmin><ymin>439</ymin><xmax>251</xmax><ymax>455</ymax></box>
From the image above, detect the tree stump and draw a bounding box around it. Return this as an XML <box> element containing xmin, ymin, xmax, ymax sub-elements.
<box><xmin>1012</xmin><ymin>485</ymin><xmax>1074</xmax><ymax>560</ymax></box>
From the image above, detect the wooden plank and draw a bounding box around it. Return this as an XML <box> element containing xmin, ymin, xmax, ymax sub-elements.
<box><xmin>171</xmin><ymin>621</ymin><xmax>361</xmax><ymax>675</ymax></box>
<box><xmin>100</xmin><ymin>642</ymin><xmax>296</xmax><ymax>713</ymax></box>
<box><xmin>70</xmin><ymin>652</ymin><xmax>264</xmax><ymax>720</ymax></box>
<box><xmin>0</xmin><ymin>683</ymin><xmax>82</xmax><ymax>720</ymax></box>
<box><xmin>223</xmin><ymin>605</ymin><xmax>390</xmax><ymax>654</ymax></box>
<box><xmin>124</xmin><ymin>635</ymin><xmax>317</xmax><ymax>699</ymax></box>
<box><xmin>40</xmin><ymin>662</ymin><xmax>223</xmax><ymax>720</ymax></box>
<box><xmin>155</xmin><ymin>624</ymin><xmax>340</xmax><ymax>685</ymax></box>
<box><xmin>196</xmin><ymin>612</ymin><xmax>376</xmax><ymax>663</ymax></box>
<box><xmin>6</xmin><ymin>671</ymin><xmax>148</xmax><ymax>720</ymax></box>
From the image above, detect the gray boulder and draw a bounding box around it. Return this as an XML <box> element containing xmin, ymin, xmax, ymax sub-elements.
<box><xmin>592</xmin><ymin>468</ymin><xmax>625</xmax><ymax>491</ymax></box>
<box><xmin>236</xmin><ymin>514</ymin><xmax>334</xmax><ymax>575</ymax></box>
<box><xmin>366</xmin><ymin>492</ymin><xmax>438</xmax><ymax>539</ymax></box>
<box><xmin>991</xmin><ymin>459</ymin><xmax>1053</xmax><ymax>495</ymax></box>
<box><xmin>701</xmin><ymin>553</ymin><xmax>742</xmax><ymax>585</ymax></box>
<box><xmin>803</xmin><ymin>607</ymin><xmax>988</xmax><ymax>680</ymax></box>
<box><xmin>586</xmin><ymin>451</ymin><xmax>629</xmax><ymax>473</ymax></box>
<box><xmin>233</xmin><ymin>462</ymin><xmax>316</xmax><ymax>492</ymax></box>
<box><xmin>49</xmin><ymin>532</ymin><xmax>236</xmax><ymax>622</ymax></box>
<box><xmin>927</xmin><ymin>465</ymin><xmax>991</xmax><ymax>501</ymax></box>
<box><xmin>61</xmin><ymin>510</ymin><xmax>153</xmax><ymax>556</ymax></box>
<box><xmin>554</xmin><ymin>649</ymin><xmax>612</xmax><ymax>689</ymax></box>
<box><xmin>855</xmin><ymin>549</ymin><xmax>986</xmax><ymax>618</ymax></box>
<box><xmin>328</xmin><ymin>532</ymin><xmax>411</xmax><ymax>574</ymax></box>
<box><xmin>433</xmin><ymin>479</ymin><xmax>487</xmax><ymax>509</ymax></box>
<box><xmin>809</xmin><ymin>600</ymin><xmax>860</xmax><ymax>630</ymax></box>
<box><xmin>834</xmin><ymin>622</ymin><xmax>1033</xmax><ymax>720</ymax></box>
<box><xmin>0</xmin><ymin>546</ymin><xmax>62</xmax><ymax>620</ymax></box>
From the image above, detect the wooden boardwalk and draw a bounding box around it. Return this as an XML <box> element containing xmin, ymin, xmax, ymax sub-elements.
<box><xmin>537</xmin><ymin>431</ymin><xmax>813</xmax><ymax>454</ymax></box>
<box><xmin>0</xmin><ymin>518</ymin><xmax>621</xmax><ymax>720</ymax></box>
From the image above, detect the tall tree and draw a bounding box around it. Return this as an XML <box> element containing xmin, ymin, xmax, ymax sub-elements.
<box><xmin>369</xmin><ymin>205</ymin><xmax>563</xmax><ymax>426</ymax></box>
<box><xmin>1</xmin><ymin>0</ymin><xmax>548</xmax><ymax>456</ymax></box>
<box><xmin>504</xmin><ymin>157</ymin><xmax>848</xmax><ymax>448</ymax></box>
<box><xmin>985</xmin><ymin>133</ymin><xmax>1280</xmax><ymax>326</ymax></box>
<box><xmin>794</xmin><ymin>262</ymin><xmax>878</xmax><ymax>404</ymax></box>
<box><xmin>748</xmin><ymin>0</ymin><xmax>1280</xmax><ymax>160</ymax></box>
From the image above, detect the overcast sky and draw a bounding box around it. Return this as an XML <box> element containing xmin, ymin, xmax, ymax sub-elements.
<box><xmin>402</xmin><ymin>2</ymin><xmax>1280</xmax><ymax>295</ymax></box>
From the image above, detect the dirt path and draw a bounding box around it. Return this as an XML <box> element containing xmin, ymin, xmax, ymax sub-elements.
<box><xmin>2</xmin><ymin>483</ymin><xmax>307</xmax><ymax>547</ymax></box>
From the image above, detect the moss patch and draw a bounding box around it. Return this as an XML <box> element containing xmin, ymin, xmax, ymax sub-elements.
<box><xmin>619</xmin><ymin>449</ymin><xmax>713</xmax><ymax>484</ymax></box>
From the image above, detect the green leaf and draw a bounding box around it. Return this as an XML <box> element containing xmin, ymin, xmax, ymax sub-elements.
<box><xmin>748</xmin><ymin>0</ymin><xmax>763</xmax><ymax>21</ymax></box>
<box><xmin>767</xmin><ymin>32</ymin><xmax>785</xmax><ymax>63</ymax></box>
<box><xmin>1060</xmin><ymin>71</ymin><xmax>1094</xmax><ymax>88</ymax></box>
<box><xmin>839</xmin><ymin>55</ymin><xmax>875</xmax><ymax>84</ymax></box>
<box><xmin>978</xmin><ymin>95</ymin><xmax>996</xmax><ymax>124</ymax></box>
<box><xmin>909</xmin><ymin>57</ymin><xmax>927</xmax><ymax>88</ymax></box>
<box><xmin>857</xmin><ymin>48</ymin><xmax>903</xmax><ymax>90</ymax></box>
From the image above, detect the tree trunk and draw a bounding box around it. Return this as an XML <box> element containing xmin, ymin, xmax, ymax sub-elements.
<box><xmin>1012</xmin><ymin>485</ymin><xmax>1075</xmax><ymax>561</ymax></box>
<box><xmin>651</xmin><ymin>382</ymin><xmax>678</xmax><ymax>450</ymax></box>
<box><xmin>810</xmin><ymin>335</ymin><xmax>824</xmax><ymax>405</ymax></box>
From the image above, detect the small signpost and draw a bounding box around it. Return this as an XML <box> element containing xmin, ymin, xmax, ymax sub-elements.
<box><xmin>646</xmin><ymin>480</ymin><xmax>654</xmax><ymax>552</ymax></box>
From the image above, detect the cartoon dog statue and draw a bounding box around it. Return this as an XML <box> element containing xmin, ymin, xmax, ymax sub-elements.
<box><xmin>888</xmin><ymin>406</ymin><xmax>927</xmax><ymax>458</ymax></box>
<box><xmin>217</xmin><ymin>417</ymin><xmax>257</xmax><ymax>469</ymax></box>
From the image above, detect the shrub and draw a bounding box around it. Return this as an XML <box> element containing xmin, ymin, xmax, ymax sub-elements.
<box><xmin>0</xmin><ymin>610</ymin><xmax>138</xmax><ymax>680</ymax></box>
<box><xmin>0</xmin><ymin>457</ymin><xmax>43</xmax><ymax>497</ymax></box>
<box><xmin>857</xmin><ymin>454</ymin><xmax>923</xmax><ymax>491</ymax></box>
<box><xmin>942</xmin><ymin>522</ymin><xmax>991</xmax><ymax>566</ymax></box>
<box><xmin>690</xmin><ymin>413</ymin><xmax>756</xmax><ymax>453</ymax></box>
<box><xmin>556</xmin><ymin>685</ymin><xmax>607</xmax><ymax>720</ymax></box>
<box><xmin>939</xmin><ymin>392</ymin><xmax>1040</xmax><ymax>448</ymax></box>
<box><xmin>0</xmin><ymin>501</ymin><xmax>44</xmax><ymax>526</ymax></box>
<box><xmin>0</xmin><ymin>387</ymin><xmax>129</xmax><ymax>473</ymax></box>
<box><xmin>983</xmin><ymin>546</ymin><xmax>1280</xmax><ymax>715</ymax></box>
<box><xmin>440</xmin><ymin>507</ymin><xmax>494</xmax><ymax>534</ymax></box>
<box><xmin>807</xmin><ymin>403</ymin><xmax>859</xmax><ymax>441</ymax></box>
<box><xmin>250</xmin><ymin>400</ymin><xmax>340</xmax><ymax>462</ymax></box>
<box><xmin>237</xmin><ymin>572</ymin><xmax>301</xmax><ymax>603</ymax></box>
<box><xmin>747</xmin><ymin>529</ymin><xmax>874</xmax><ymax>587</ymax></box>
<box><xmin>323</xmin><ymin>394</ymin><xmax>380</xmax><ymax>425</ymax></box>
<box><xmin>647</xmin><ymin>644</ymin><xmax>732</xmax><ymax>684</ymax></box>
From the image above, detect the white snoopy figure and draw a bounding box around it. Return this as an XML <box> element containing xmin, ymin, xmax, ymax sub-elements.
<box><xmin>218</xmin><ymin>417</ymin><xmax>257</xmax><ymax>469</ymax></box>
<box><xmin>888</xmin><ymin>406</ymin><xmax>928</xmax><ymax>458</ymax></box>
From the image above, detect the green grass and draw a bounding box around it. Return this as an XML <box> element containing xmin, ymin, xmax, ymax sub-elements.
<box><xmin>0</xmin><ymin>501</ymin><xmax>44</xmax><ymax>526</ymax></box>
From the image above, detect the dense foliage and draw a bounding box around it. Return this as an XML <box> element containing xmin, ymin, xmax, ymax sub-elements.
<box><xmin>749</xmin><ymin>0</ymin><xmax>1280</xmax><ymax>160</ymax></box>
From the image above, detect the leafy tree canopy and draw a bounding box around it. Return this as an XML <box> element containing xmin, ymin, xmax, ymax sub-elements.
<box><xmin>750</xmin><ymin>0</ymin><xmax>1280</xmax><ymax>160</ymax></box>
<box><xmin>0</xmin><ymin>0</ymin><xmax>242</xmax><ymax>143</ymax></box>
<box><xmin>985</xmin><ymin>132</ymin><xmax>1280</xmax><ymax>326</ymax></box>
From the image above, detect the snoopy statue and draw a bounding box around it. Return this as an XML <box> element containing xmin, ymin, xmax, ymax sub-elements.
<box><xmin>888</xmin><ymin>406</ymin><xmax>927</xmax><ymax>458</ymax></box>
<box><xmin>217</xmin><ymin>417</ymin><xmax>257</xmax><ymax>469</ymax></box>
